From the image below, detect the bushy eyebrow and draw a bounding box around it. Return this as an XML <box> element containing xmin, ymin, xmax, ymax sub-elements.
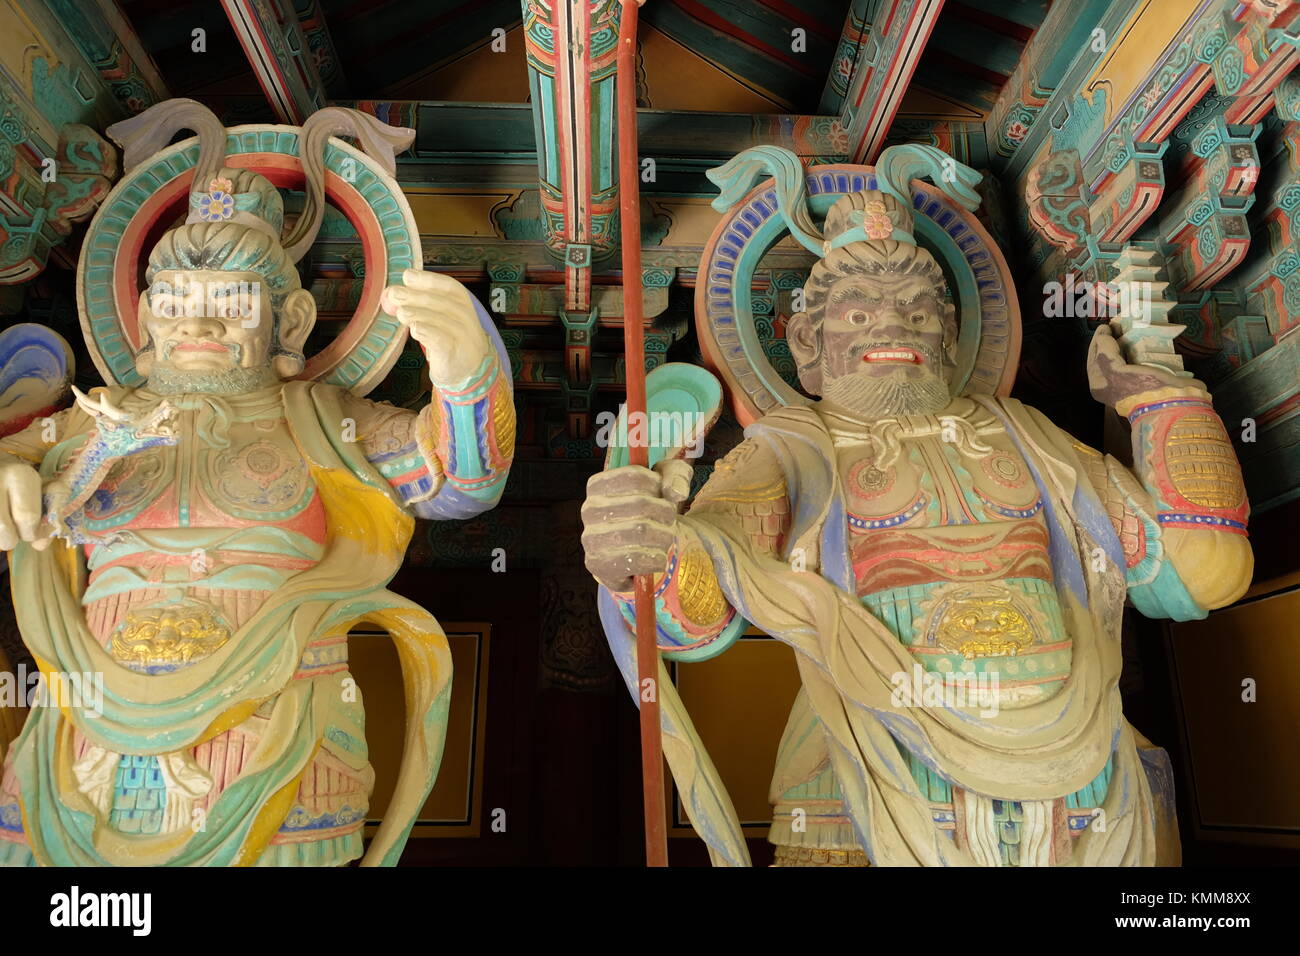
<box><xmin>829</xmin><ymin>286</ymin><xmax>882</xmax><ymax>304</ymax></box>
<box><xmin>828</xmin><ymin>285</ymin><xmax>938</xmax><ymax>306</ymax></box>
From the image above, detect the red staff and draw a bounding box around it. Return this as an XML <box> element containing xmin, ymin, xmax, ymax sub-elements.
<box><xmin>616</xmin><ymin>0</ymin><xmax>668</xmax><ymax>868</ymax></box>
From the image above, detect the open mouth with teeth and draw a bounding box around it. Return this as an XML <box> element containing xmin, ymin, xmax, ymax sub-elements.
<box><xmin>862</xmin><ymin>347</ymin><xmax>922</xmax><ymax>364</ymax></box>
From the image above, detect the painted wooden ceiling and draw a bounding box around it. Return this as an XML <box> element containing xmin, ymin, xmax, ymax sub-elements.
<box><xmin>115</xmin><ymin>0</ymin><xmax>1048</xmax><ymax>121</ymax></box>
<box><xmin>911</xmin><ymin>0</ymin><xmax>1050</xmax><ymax>119</ymax></box>
<box><xmin>59</xmin><ymin>0</ymin><xmax>1056</xmax><ymax>451</ymax></box>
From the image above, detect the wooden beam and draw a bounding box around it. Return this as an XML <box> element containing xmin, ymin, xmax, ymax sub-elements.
<box><xmin>819</xmin><ymin>0</ymin><xmax>873</xmax><ymax>115</ymax></box>
<box><xmin>337</xmin><ymin>101</ymin><xmax>851</xmax><ymax>163</ymax></box>
<box><xmin>221</xmin><ymin>0</ymin><xmax>326</xmax><ymax>124</ymax></box>
<box><xmin>41</xmin><ymin>0</ymin><xmax>171</xmax><ymax>112</ymax></box>
<box><xmin>294</xmin><ymin>0</ymin><xmax>349</xmax><ymax>97</ymax></box>
<box><xmin>522</xmin><ymin>1</ymin><xmax>621</xmax><ymax>315</ymax></box>
<box><xmin>841</xmin><ymin>0</ymin><xmax>946</xmax><ymax>164</ymax></box>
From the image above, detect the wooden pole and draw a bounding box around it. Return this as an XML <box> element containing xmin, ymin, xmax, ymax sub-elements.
<box><xmin>615</xmin><ymin>0</ymin><xmax>668</xmax><ymax>868</ymax></box>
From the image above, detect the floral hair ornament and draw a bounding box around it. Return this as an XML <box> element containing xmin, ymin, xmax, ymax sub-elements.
<box><xmin>188</xmin><ymin>176</ymin><xmax>264</xmax><ymax>226</ymax></box>
<box><xmin>820</xmin><ymin>201</ymin><xmax>912</xmax><ymax>254</ymax></box>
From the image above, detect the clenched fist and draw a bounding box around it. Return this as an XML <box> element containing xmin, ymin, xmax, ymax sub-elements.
<box><xmin>580</xmin><ymin>459</ymin><xmax>693</xmax><ymax>592</ymax></box>
<box><xmin>0</xmin><ymin>458</ymin><xmax>50</xmax><ymax>551</ymax></box>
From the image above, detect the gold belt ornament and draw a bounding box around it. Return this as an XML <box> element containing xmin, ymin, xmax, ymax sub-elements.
<box><xmin>110</xmin><ymin>604</ymin><xmax>232</xmax><ymax>669</ymax></box>
<box><xmin>923</xmin><ymin>585</ymin><xmax>1036</xmax><ymax>659</ymax></box>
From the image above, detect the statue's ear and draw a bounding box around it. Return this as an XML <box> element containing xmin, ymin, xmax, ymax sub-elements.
<box><xmin>941</xmin><ymin>303</ymin><xmax>959</xmax><ymax>372</ymax></box>
<box><xmin>786</xmin><ymin>311</ymin><xmax>822</xmax><ymax>395</ymax></box>
<box><xmin>134</xmin><ymin>291</ymin><xmax>154</xmax><ymax>376</ymax></box>
<box><xmin>273</xmin><ymin>288</ymin><xmax>317</xmax><ymax>378</ymax></box>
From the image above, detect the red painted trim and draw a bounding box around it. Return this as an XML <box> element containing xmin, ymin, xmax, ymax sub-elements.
<box><xmin>221</xmin><ymin>0</ymin><xmax>302</xmax><ymax>125</ymax></box>
<box><xmin>672</xmin><ymin>0</ymin><xmax>820</xmax><ymax>77</ymax></box>
<box><xmin>1134</xmin><ymin>66</ymin><xmax>1213</xmax><ymax>144</ymax></box>
<box><xmin>849</xmin><ymin>0</ymin><xmax>946</xmax><ymax>163</ymax></box>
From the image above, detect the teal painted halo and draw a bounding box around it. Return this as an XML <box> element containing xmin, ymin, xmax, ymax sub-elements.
<box><xmin>695</xmin><ymin>164</ymin><xmax>1021</xmax><ymax>426</ymax></box>
<box><xmin>76</xmin><ymin>125</ymin><xmax>421</xmax><ymax>396</ymax></box>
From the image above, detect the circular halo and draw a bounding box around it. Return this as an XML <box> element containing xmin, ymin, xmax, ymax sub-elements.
<box><xmin>77</xmin><ymin>125</ymin><xmax>421</xmax><ymax>396</ymax></box>
<box><xmin>695</xmin><ymin>163</ymin><xmax>1021</xmax><ymax>427</ymax></box>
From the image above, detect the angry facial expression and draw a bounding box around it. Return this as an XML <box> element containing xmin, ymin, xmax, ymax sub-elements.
<box><xmin>816</xmin><ymin>271</ymin><xmax>953</xmax><ymax>414</ymax></box>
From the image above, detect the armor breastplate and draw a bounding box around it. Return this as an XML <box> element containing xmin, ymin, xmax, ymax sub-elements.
<box><xmin>83</xmin><ymin>419</ymin><xmax>323</xmax><ymax>537</ymax></box>
<box><xmin>837</xmin><ymin>416</ymin><xmax>1070</xmax><ymax>708</ymax></box>
<box><xmin>75</xmin><ymin>399</ymin><xmax>327</xmax><ymax>673</ymax></box>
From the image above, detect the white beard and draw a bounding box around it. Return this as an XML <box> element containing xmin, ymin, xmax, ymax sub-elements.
<box><xmin>147</xmin><ymin>363</ymin><xmax>280</xmax><ymax>394</ymax></box>
<box><xmin>821</xmin><ymin>368</ymin><xmax>951</xmax><ymax>419</ymax></box>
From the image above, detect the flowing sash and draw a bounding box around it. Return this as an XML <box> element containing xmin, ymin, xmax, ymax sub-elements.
<box><xmin>7</xmin><ymin>382</ymin><xmax>453</xmax><ymax>866</ymax></box>
<box><xmin>603</xmin><ymin>399</ymin><xmax>1168</xmax><ymax>865</ymax></box>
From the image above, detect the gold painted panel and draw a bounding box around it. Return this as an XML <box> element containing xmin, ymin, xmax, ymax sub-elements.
<box><xmin>1085</xmin><ymin>0</ymin><xmax>1202</xmax><ymax>127</ymax></box>
<box><xmin>352</xmin><ymin>622</ymin><xmax>491</xmax><ymax>838</ymax></box>
<box><xmin>639</xmin><ymin>24</ymin><xmax>787</xmax><ymax>112</ymax></box>
<box><xmin>670</xmin><ymin>633</ymin><xmax>802</xmax><ymax>834</ymax></box>
<box><xmin>405</xmin><ymin>189</ymin><xmax>525</xmax><ymax>239</ymax></box>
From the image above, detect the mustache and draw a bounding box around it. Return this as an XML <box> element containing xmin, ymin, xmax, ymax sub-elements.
<box><xmin>848</xmin><ymin>339</ymin><xmax>942</xmax><ymax>364</ymax></box>
<box><xmin>159</xmin><ymin>339</ymin><xmax>243</xmax><ymax>361</ymax></box>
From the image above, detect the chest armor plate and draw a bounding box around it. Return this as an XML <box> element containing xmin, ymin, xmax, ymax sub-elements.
<box><xmin>83</xmin><ymin>414</ymin><xmax>322</xmax><ymax>536</ymax></box>
<box><xmin>837</xmin><ymin>418</ymin><xmax>1069</xmax><ymax>707</ymax></box>
<box><xmin>840</xmin><ymin>431</ymin><xmax>1049</xmax><ymax>590</ymax></box>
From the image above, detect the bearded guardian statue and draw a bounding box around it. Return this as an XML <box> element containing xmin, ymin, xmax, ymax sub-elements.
<box><xmin>582</xmin><ymin>146</ymin><xmax>1252</xmax><ymax>867</ymax></box>
<box><xmin>0</xmin><ymin>100</ymin><xmax>514</xmax><ymax>866</ymax></box>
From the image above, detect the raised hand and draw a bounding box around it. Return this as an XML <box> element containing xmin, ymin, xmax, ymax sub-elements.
<box><xmin>381</xmin><ymin>268</ymin><xmax>492</xmax><ymax>388</ymax></box>
<box><xmin>1087</xmin><ymin>323</ymin><xmax>1206</xmax><ymax>409</ymax></box>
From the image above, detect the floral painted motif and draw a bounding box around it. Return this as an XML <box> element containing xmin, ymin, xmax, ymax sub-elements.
<box><xmin>862</xmin><ymin>200</ymin><xmax>893</xmax><ymax>240</ymax></box>
<box><xmin>195</xmin><ymin>187</ymin><xmax>235</xmax><ymax>222</ymax></box>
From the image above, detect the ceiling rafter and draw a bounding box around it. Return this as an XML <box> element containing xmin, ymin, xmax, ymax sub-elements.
<box><xmin>221</xmin><ymin>0</ymin><xmax>326</xmax><ymax>124</ymax></box>
<box><xmin>840</xmin><ymin>0</ymin><xmax>946</xmax><ymax>163</ymax></box>
<box><xmin>522</xmin><ymin>0</ymin><xmax>623</xmax><ymax>437</ymax></box>
<box><xmin>295</xmin><ymin>0</ymin><xmax>349</xmax><ymax>97</ymax></box>
<box><xmin>819</xmin><ymin>0</ymin><xmax>872</xmax><ymax>115</ymax></box>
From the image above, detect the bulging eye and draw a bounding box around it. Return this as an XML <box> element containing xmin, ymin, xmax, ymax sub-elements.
<box><xmin>909</xmin><ymin>311</ymin><xmax>928</xmax><ymax>325</ymax></box>
<box><xmin>846</xmin><ymin>309</ymin><xmax>868</xmax><ymax>326</ymax></box>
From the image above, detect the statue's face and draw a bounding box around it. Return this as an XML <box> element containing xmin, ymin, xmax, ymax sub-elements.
<box><xmin>136</xmin><ymin>267</ymin><xmax>315</xmax><ymax>384</ymax></box>
<box><xmin>810</xmin><ymin>270</ymin><xmax>953</xmax><ymax>416</ymax></box>
<box><xmin>141</xmin><ymin>269</ymin><xmax>276</xmax><ymax>373</ymax></box>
